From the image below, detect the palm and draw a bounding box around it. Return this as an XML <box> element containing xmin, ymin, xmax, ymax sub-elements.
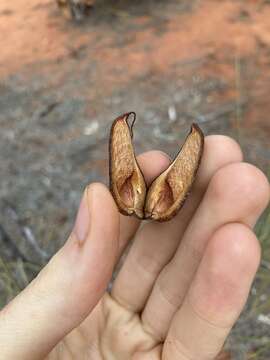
<box><xmin>50</xmin><ymin>293</ymin><xmax>163</xmax><ymax>359</ymax></box>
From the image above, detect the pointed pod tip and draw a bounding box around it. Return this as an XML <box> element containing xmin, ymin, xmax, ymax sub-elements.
<box><xmin>191</xmin><ymin>122</ymin><xmax>201</xmax><ymax>131</ymax></box>
<box><xmin>191</xmin><ymin>122</ymin><xmax>204</xmax><ymax>141</ymax></box>
<box><xmin>111</xmin><ymin>111</ymin><xmax>136</xmax><ymax>124</ymax></box>
<box><xmin>125</xmin><ymin>112</ymin><xmax>136</xmax><ymax>136</ymax></box>
<box><xmin>110</xmin><ymin>112</ymin><xmax>137</xmax><ymax>139</ymax></box>
<box><xmin>112</xmin><ymin>112</ymin><xmax>136</xmax><ymax>138</ymax></box>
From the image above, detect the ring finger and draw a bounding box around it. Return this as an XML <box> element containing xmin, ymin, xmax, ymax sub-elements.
<box><xmin>141</xmin><ymin>162</ymin><xmax>269</xmax><ymax>340</ymax></box>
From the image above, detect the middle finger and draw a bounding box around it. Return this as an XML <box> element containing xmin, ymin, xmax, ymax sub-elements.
<box><xmin>112</xmin><ymin>135</ymin><xmax>242</xmax><ymax>311</ymax></box>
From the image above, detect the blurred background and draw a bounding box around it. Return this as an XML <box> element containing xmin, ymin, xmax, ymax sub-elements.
<box><xmin>0</xmin><ymin>0</ymin><xmax>269</xmax><ymax>358</ymax></box>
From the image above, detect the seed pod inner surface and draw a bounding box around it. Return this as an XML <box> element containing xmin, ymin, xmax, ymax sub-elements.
<box><xmin>109</xmin><ymin>113</ymin><xmax>146</xmax><ymax>219</ymax></box>
<box><xmin>144</xmin><ymin>124</ymin><xmax>204</xmax><ymax>221</ymax></box>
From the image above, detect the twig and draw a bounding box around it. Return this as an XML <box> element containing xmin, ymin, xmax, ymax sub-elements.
<box><xmin>0</xmin><ymin>200</ymin><xmax>49</xmax><ymax>265</ymax></box>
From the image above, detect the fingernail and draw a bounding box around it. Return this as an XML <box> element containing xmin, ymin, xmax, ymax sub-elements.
<box><xmin>74</xmin><ymin>188</ymin><xmax>91</xmax><ymax>244</ymax></box>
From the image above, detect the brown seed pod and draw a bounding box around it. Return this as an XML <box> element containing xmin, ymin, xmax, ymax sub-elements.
<box><xmin>109</xmin><ymin>112</ymin><xmax>147</xmax><ymax>219</ymax></box>
<box><xmin>109</xmin><ymin>113</ymin><xmax>204</xmax><ymax>222</ymax></box>
<box><xmin>144</xmin><ymin>124</ymin><xmax>204</xmax><ymax>221</ymax></box>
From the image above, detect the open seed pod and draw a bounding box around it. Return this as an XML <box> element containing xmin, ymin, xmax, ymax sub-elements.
<box><xmin>144</xmin><ymin>124</ymin><xmax>204</xmax><ymax>221</ymax></box>
<box><xmin>109</xmin><ymin>113</ymin><xmax>204</xmax><ymax>222</ymax></box>
<box><xmin>109</xmin><ymin>112</ymin><xmax>147</xmax><ymax>219</ymax></box>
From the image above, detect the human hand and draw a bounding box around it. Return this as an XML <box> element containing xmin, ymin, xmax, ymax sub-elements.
<box><xmin>0</xmin><ymin>135</ymin><xmax>269</xmax><ymax>360</ymax></box>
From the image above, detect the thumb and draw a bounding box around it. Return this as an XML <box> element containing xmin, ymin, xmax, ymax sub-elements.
<box><xmin>0</xmin><ymin>183</ymin><xmax>120</xmax><ymax>360</ymax></box>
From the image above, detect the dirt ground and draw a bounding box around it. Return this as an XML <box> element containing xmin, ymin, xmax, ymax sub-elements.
<box><xmin>0</xmin><ymin>0</ymin><xmax>270</xmax><ymax>358</ymax></box>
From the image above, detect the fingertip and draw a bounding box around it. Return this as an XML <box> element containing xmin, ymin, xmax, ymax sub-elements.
<box><xmin>207</xmin><ymin>162</ymin><xmax>270</xmax><ymax>225</ymax></box>
<box><xmin>137</xmin><ymin>150</ymin><xmax>171</xmax><ymax>185</ymax></box>
<box><xmin>209</xmin><ymin>222</ymin><xmax>261</xmax><ymax>274</ymax></box>
<box><xmin>86</xmin><ymin>182</ymin><xmax>120</xmax><ymax>239</ymax></box>
<box><xmin>204</xmin><ymin>135</ymin><xmax>243</xmax><ymax>165</ymax></box>
<box><xmin>189</xmin><ymin>222</ymin><xmax>260</xmax><ymax>327</ymax></box>
<box><xmin>86</xmin><ymin>182</ymin><xmax>119</xmax><ymax>212</ymax></box>
<box><xmin>192</xmin><ymin>135</ymin><xmax>243</xmax><ymax>193</ymax></box>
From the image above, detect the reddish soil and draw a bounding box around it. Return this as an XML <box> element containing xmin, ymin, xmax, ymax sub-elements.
<box><xmin>1</xmin><ymin>0</ymin><xmax>270</xmax><ymax>136</ymax></box>
<box><xmin>0</xmin><ymin>1</ymin><xmax>269</xmax><ymax>76</ymax></box>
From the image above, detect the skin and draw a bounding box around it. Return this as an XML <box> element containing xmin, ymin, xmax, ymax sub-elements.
<box><xmin>0</xmin><ymin>135</ymin><xmax>269</xmax><ymax>360</ymax></box>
